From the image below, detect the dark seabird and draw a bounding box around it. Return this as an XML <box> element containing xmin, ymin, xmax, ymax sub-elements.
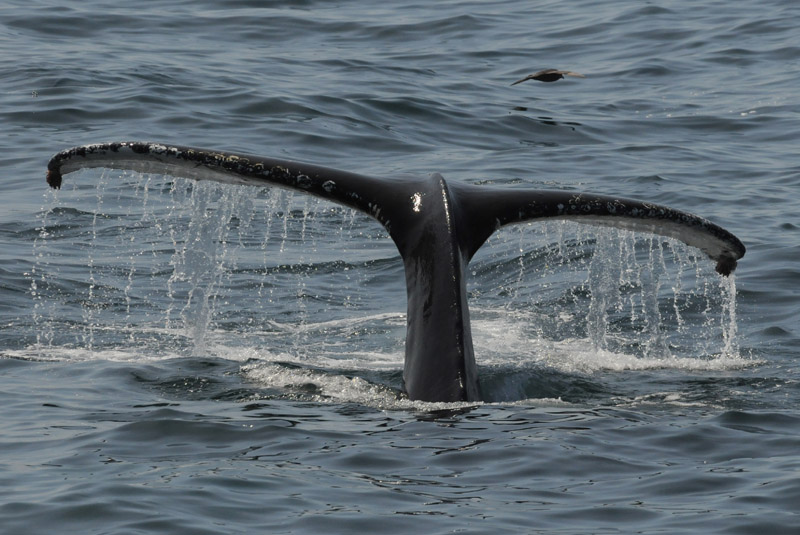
<box><xmin>511</xmin><ymin>69</ymin><xmax>585</xmax><ymax>85</ymax></box>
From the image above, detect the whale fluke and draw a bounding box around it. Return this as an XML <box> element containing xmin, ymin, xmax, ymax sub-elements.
<box><xmin>47</xmin><ymin>142</ymin><xmax>745</xmax><ymax>402</ymax></box>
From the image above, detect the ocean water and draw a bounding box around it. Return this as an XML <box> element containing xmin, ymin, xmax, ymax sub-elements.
<box><xmin>2</xmin><ymin>1</ymin><xmax>799</xmax><ymax>533</ymax></box>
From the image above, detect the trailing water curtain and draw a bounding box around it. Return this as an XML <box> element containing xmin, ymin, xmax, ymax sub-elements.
<box><xmin>47</xmin><ymin>142</ymin><xmax>745</xmax><ymax>403</ymax></box>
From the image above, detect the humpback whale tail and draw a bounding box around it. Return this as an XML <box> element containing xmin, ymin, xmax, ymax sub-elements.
<box><xmin>46</xmin><ymin>142</ymin><xmax>745</xmax><ymax>402</ymax></box>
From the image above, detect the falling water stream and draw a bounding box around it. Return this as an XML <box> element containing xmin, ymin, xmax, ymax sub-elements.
<box><xmin>28</xmin><ymin>170</ymin><xmax>743</xmax><ymax>404</ymax></box>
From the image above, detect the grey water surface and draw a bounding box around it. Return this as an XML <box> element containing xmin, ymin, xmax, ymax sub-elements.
<box><xmin>1</xmin><ymin>1</ymin><xmax>799</xmax><ymax>533</ymax></box>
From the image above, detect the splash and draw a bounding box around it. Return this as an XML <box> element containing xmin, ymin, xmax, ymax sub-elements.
<box><xmin>469</xmin><ymin>219</ymin><xmax>742</xmax><ymax>369</ymax></box>
<box><xmin>30</xmin><ymin>170</ymin><xmax>396</xmax><ymax>356</ymax></box>
<box><xmin>29</xmin><ymin>171</ymin><xmax>747</xmax><ymax>396</ymax></box>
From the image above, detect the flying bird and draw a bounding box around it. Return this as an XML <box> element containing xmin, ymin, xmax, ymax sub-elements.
<box><xmin>511</xmin><ymin>69</ymin><xmax>585</xmax><ymax>85</ymax></box>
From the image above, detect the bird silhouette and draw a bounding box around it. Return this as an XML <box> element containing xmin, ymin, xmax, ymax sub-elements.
<box><xmin>511</xmin><ymin>69</ymin><xmax>585</xmax><ymax>85</ymax></box>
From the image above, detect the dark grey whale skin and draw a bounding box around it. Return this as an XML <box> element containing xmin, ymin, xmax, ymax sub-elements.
<box><xmin>47</xmin><ymin>142</ymin><xmax>745</xmax><ymax>402</ymax></box>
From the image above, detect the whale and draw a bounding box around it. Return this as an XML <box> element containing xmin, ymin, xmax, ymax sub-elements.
<box><xmin>47</xmin><ymin>142</ymin><xmax>745</xmax><ymax>402</ymax></box>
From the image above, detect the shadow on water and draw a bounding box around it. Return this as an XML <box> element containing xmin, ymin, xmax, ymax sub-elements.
<box><xmin>510</xmin><ymin>108</ymin><xmax>583</xmax><ymax>130</ymax></box>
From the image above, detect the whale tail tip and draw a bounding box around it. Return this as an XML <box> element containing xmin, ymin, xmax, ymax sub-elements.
<box><xmin>716</xmin><ymin>254</ymin><xmax>737</xmax><ymax>277</ymax></box>
<box><xmin>46</xmin><ymin>169</ymin><xmax>63</xmax><ymax>189</ymax></box>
